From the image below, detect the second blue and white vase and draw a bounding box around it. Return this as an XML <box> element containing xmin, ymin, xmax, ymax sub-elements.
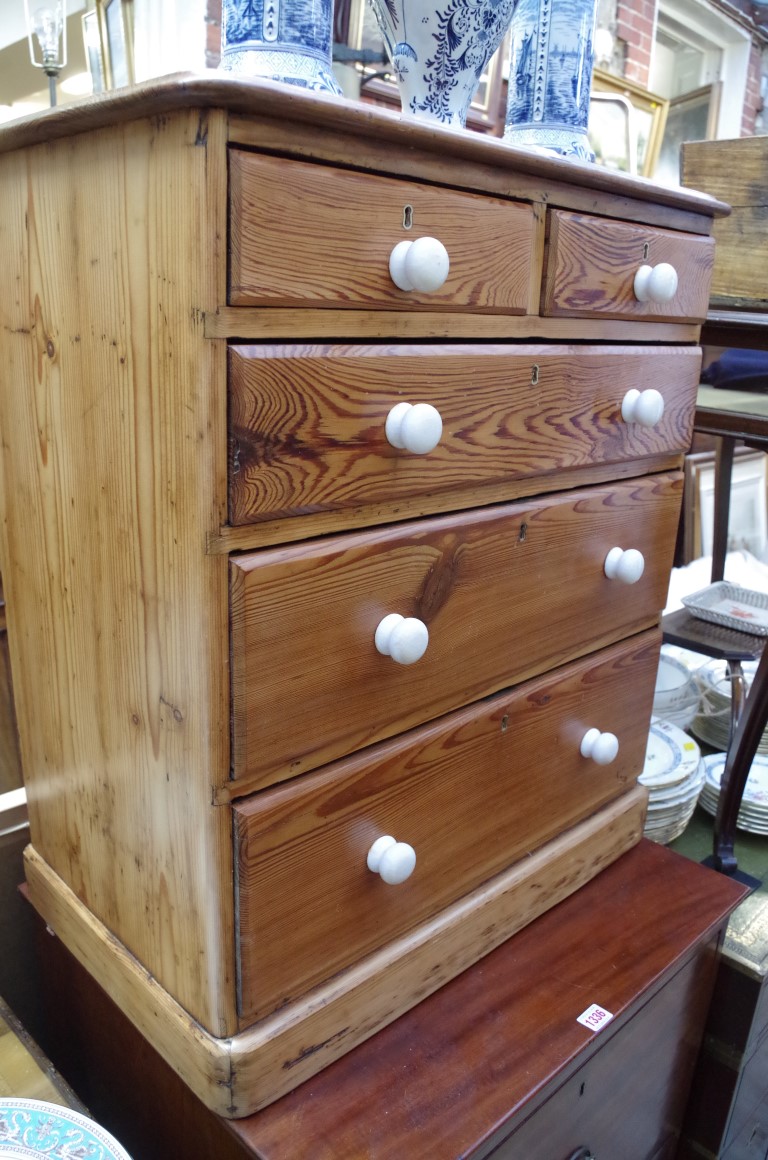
<box><xmin>503</xmin><ymin>0</ymin><xmax>597</xmax><ymax>160</ymax></box>
<box><xmin>219</xmin><ymin>0</ymin><xmax>342</xmax><ymax>94</ymax></box>
<box><xmin>368</xmin><ymin>0</ymin><xmax>519</xmax><ymax>128</ymax></box>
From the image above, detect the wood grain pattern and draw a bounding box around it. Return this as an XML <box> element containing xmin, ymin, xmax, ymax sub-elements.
<box><xmin>25</xmin><ymin>790</ymin><xmax>648</xmax><ymax>1117</ymax></box>
<box><xmin>0</xmin><ymin>111</ymin><xmax>235</xmax><ymax>1033</ymax></box>
<box><xmin>226</xmin><ymin>839</ymin><xmax>745</xmax><ymax>1149</ymax></box>
<box><xmin>543</xmin><ymin>210</ymin><xmax>715</xmax><ymax>322</ymax></box>
<box><xmin>682</xmin><ymin>137</ymin><xmax>768</xmax><ymax>308</ymax></box>
<box><xmin>230</xmin><ymin>472</ymin><xmax>682</xmax><ymax>790</ymax></box>
<box><xmin>229</xmin><ymin>152</ymin><xmax>537</xmax><ymax>312</ymax></box>
<box><xmin>235</xmin><ymin>631</ymin><xmax>660</xmax><ymax>1023</ymax></box>
<box><xmin>228</xmin><ymin>343</ymin><xmax>701</xmax><ymax>524</ymax></box>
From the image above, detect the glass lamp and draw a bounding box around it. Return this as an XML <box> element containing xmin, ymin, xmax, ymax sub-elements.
<box><xmin>24</xmin><ymin>1</ymin><xmax>67</xmax><ymax>107</ymax></box>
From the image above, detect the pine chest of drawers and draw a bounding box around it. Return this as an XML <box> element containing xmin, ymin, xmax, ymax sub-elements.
<box><xmin>0</xmin><ymin>75</ymin><xmax>724</xmax><ymax>1117</ymax></box>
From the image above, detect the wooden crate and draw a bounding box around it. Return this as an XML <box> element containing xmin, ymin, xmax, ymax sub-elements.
<box><xmin>682</xmin><ymin>137</ymin><xmax>768</xmax><ymax>309</ymax></box>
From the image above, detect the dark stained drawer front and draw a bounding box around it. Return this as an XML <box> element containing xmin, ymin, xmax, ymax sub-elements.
<box><xmin>230</xmin><ymin>472</ymin><xmax>682</xmax><ymax>790</ymax></box>
<box><xmin>542</xmin><ymin>210</ymin><xmax>715</xmax><ymax>323</ymax></box>
<box><xmin>229</xmin><ymin>151</ymin><xmax>537</xmax><ymax>312</ymax></box>
<box><xmin>234</xmin><ymin>631</ymin><xmax>660</xmax><ymax>1024</ymax></box>
<box><xmin>228</xmin><ymin>343</ymin><xmax>701</xmax><ymax>525</ymax></box>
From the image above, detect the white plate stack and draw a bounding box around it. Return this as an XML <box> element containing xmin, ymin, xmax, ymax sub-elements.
<box><xmin>691</xmin><ymin>659</ymin><xmax>768</xmax><ymax>754</ymax></box>
<box><xmin>699</xmin><ymin>752</ymin><xmax>768</xmax><ymax>834</ymax></box>
<box><xmin>653</xmin><ymin>649</ymin><xmax>700</xmax><ymax>730</ymax></box>
<box><xmin>639</xmin><ymin>717</ymin><xmax>704</xmax><ymax>845</ymax></box>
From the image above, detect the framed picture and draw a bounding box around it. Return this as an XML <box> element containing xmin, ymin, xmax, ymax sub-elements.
<box><xmin>82</xmin><ymin>10</ymin><xmax>105</xmax><ymax>94</ymax></box>
<box><xmin>589</xmin><ymin>69</ymin><xmax>669</xmax><ymax>178</ymax></box>
<box><xmin>96</xmin><ymin>0</ymin><xmax>134</xmax><ymax>90</ymax></box>
<box><xmin>683</xmin><ymin>448</ymin><xmax>768</xmax><ymax>563</ymax></box>
<box><xmin>655</xmin><ymin>83</ymin><xmax>721</xmax><ymax>187</ymax></box>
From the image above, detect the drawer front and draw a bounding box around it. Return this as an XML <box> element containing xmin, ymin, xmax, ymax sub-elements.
<box><xmin>228</xmin><ymin>343</ymin><xmax>700</xmax><ymax>525</ymax></box>
<box><xmin>542</xmin><ymin>210</ymin><xmax>715</xmax><ymax>322</ymax></box>
<box><xmin>230</xmin><ymin>472</ymin><xmax>682</xmax><ymax>788</ymax></box>
<box><xmin>234</xmin><ymin>631</ymin><xmax>660</xmax><ymax>1024</ymax></box>
<box><xmin>229</xmin><ymin>151</ymin><xmax>536</xmax><ymax>312</ymax></box>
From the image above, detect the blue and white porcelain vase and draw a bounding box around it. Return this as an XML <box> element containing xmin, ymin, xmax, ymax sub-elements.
<box><xmin>503</xmin><ymin>0</ymin><xmax>597</xmax><ymax>160</ymax></box>
<box><xmin>219</xmin><ymin>0</ymin><xmax>342</xmax><ymax>93</ymax></box>
<box><xmin>368</xmin><ymin>0</ymin><xmax>519</xmax><ymax>127</ymax></box>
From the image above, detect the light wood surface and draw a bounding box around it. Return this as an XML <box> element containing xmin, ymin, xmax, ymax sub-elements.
<box><xmin>0</xmin><ymin>111</ymin><xmax>235</xmax><ymax>1034</ymax></box>
<box><xmin>682</xmin><ymin>137</ymin><xmax>768</xmax><ymax>308</ymax></box>
<box><xmin>543</xmin><ymin>210</ymin><xmax>716</xmax><ymax>322</ymax></box>
<box><xmin>25</xmin><ymin>789</ymin><xmax>648</xmax><ymax>1117</ymax></box>
<box><xmin>230</xmin><ymin>152</ymin><xmax>538</xmax><ymax>312</ymax></box>
<box><xmin>230</xmin><ymin>474</ymin><xmax>681</xmax><ymax>790</ymax></box>
<box><xmin>228</xmin><ymin>343</ymin><xmax>700</xmax><ymax>525</ymax></box>
<box><xmin>235</xmin><ymin>631</ymin><xmax>659</xmax><ymax>1023</ymax></box>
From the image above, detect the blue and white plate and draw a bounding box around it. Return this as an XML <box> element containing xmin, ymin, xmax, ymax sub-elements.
<box><xmin>0</xmin><ymin>1099</ymin><xmax>131</xmax><ymax>1159</ymax></box>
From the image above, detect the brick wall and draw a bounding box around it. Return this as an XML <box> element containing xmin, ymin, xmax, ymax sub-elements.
<box><xmin>741</xmin><ymin>40</ymin><xmax>764</xmax><ymax>135</ymax></box>
<box><xmin>616</xmin><ymin>0</ymin><xmax>655</xmax><ymax>87</ymax></box>
<box><xmin>206</xmin><ymin>0</ymin><xmax>222</xmax><ymax>68</ymax></box>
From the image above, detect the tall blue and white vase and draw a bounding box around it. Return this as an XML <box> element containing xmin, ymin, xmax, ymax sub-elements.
<box><xmin>367</xmin><ymin>0</ymin><xmax>519</xmax><ymax>128</ymax></box>
<box><xmin>219</xmin><ymin>0</ymin><xmax>342</xmax><ymax>93</ymax></box>
<box><xmin>503</xmin><ymin>0</ymin><xmax>597</xmax><ymax>160</ymax></box>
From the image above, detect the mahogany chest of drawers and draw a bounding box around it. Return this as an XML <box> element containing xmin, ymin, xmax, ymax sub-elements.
<box><xmin>0</xmin><ymin>75</ymin><xmax>724</xmax><ymax>1116</ymax></box>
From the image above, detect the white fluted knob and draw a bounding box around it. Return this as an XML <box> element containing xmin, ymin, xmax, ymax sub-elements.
<box><xmin>389</xmin><ymin>237</ymin><xmax>450</xmax><ymax>293</ymax></box>
<box><xmin>580</xmin><ymin>728</ymin><xmax>620</xmax><ymax>765</ymax></box>
<box><xmin>604</xmin><ymin>546</ymin><xmax>645</xmax><ymax>585</ymax></box>
<box><xmin>621</xmin><ymin>388</ymin><xmax>665</xmax><ymax>427</ymax></box>
<box><xmin>375</xmin><ymin>613</ymin><xmax>429</xmax><ymax>665</ymax></box>
<box><xmin>386</xmin><ymin>402</ymin><xmax>443</xmax><ymax>454</ymax></box>
<box><xmin>633</xmin><ymin>262</ymin><xmax>679</xmax><ymax>304</ymax></box>
<box><xmin>367</xmin><ymin>835</ymin><xmax>417</xmax><ymax>884</ymax></box>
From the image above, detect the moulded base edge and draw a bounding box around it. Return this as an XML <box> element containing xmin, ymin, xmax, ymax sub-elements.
<box><xmin>23</xmin><ymin>784</ymin><xmax>648</xmax><ymax>1119</ymax></box>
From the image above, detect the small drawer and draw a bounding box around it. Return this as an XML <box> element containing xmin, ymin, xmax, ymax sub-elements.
<box><xmin>542</xmin><ymin>210</ymin><xmax>715</xmax><ymax>322</ymax></box>
<box><xmin>234</xmin><ymin>631</ymin><xmax>660</xmax><ymax>1024</ymax></box>
<box><xmin>228</xmin><ymin>342</ymin><xmax>701</xmax><ymax>525</ymax></box>
<box><xmin>229</xmin><ymin>151</ymin><xmax>537</xmax><ymax>312</ymax></box>
<box><xmin>230</xmin><ymin>472</ymin><xmax>682</xmax><ymax>789</ymax></box>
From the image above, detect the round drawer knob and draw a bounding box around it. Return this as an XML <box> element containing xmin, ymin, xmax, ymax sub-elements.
<box><xmin>580</xmin><ymin>728</ymin><xmax>620</xmax><ymax>765</ymax></box>
<box><xmin>621</xmin><ymin>387</ymin><xmax>665</xmax><ymax>427</ymax></box>
<box><xmin>604</xmin><ymin>546</ymin><xmax>645</xmax><ymax>585</ymax></box>
<box><xmin>375</xmin><ymin>613</ymin><xmax>429</xmax><ymax>665</ymax></box>
<box><xmin>386</xmin><ymin>402</ymin><xmax>443</xmax><ymax>454</ymax></box>
<box><xmin>367</xmin><ymin>835</ymin><xmax>417</xmax><ymax>884</ymax></box>
<box><xmin>389</xmin><ymin>237</ymin><xmax>450</xmax><ymax>293</ymax></box>
<box><xmin>633</xmin><ymin>262</ymin><xmax>679</xmax><ymax>304</ymax></box>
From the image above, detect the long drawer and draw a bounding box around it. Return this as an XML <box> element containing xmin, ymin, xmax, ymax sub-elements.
<box><xmin>229</xmin><ymin>151</ymin><xmax>537</xmax><ymax>312</ymax></box>
<box><xmin>234</xmin><ymin>631</ymin><xmax>660</xmax><ymax>1024</ymax></box>
<box><xmin>542</xmin><ymin>210</ymin><xmax>715</xmax><ymax>322</ymax></box>
<box><xmin>228</xmin><ymin>343</ymin><xmax>701</xmax><ymax>525</ymax></box>
<box><xmin>230</xmin><ymin>472</ymin><xmax>682</xmax><ymax>789</ymax></box>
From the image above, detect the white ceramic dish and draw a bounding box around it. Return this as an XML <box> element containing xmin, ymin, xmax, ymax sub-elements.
<box><xmin>682</xmin><ymin>582</ymin><xmax>768</xmax><ymax>636</ymax></box>
<box><xmin>0</xmin><ymin>1099</ymin><xmax>131</xmax><ymax>1160</ymax></box>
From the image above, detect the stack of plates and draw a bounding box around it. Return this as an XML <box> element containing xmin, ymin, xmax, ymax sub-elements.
<box><xmin>690</xmin><ymin>659</ymin><xmax>768</xmax><ymax>754</ymax></box>
<box><xmin>653</xmin><ymin>649</ymin><xmax>700</xmax><ymax>730</ymax></box>
<box><xmin>699</xmin><ymin>752</ymin><xmax>768</xmax><ymax>835</ymax></box>
<box><xmin>639</xmin><ymin>717</ymin><xmax>704</xmax><ymax>845</ymax></box>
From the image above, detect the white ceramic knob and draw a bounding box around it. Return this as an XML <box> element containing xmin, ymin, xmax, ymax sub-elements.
<box><xmin>389</xmin><ymin>237</ymin><xmax>450</xmax><ymax>293</ymax></box>
<box><xmin>633</xmin><ymin>262</ymin><xmax>679</xmax><ymax>304</ymax></box>
<box><xmin>385</xmin><ymin>402</ymin><xmax>443</xmax><ymax>454</ymax></box>
<box><xmin>375</xmin><ymin>613</ymin><xmax>429</xmax><ymax>665</ymax></box>
<box><xmin>604</xmin><ymin>546</ymin><xmax>645</xmax><ymax>585</ymax></box>
<box><xmin>580</xmin><ymin>728</ymin><xmax>620</xmax><ymax>765</ymax></box>
<box><xmin>367</xmin><ymin>835</ymin><xmax>417</xmax><ymax>884</ymax></box>
<box><xmin>621</xmin><ymin>388</ymin><xmax>665</xmax><ymax>427</ymax></box>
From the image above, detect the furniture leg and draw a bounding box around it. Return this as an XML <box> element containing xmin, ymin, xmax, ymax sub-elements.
<box><xmin>712</xmin><ymin>436</ymin><xmax>736</xmax><ymax>582</ymax></box>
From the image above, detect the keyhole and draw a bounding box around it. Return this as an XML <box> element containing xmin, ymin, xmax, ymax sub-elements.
<box><xmin>519</xmin><ymin>523</ymin><xmax>528</xmax><ymax>542</ymax></box>
<box><xmin>531</xmin><ymin>365</ymin><xmax>539</xmax><ymax>386</ymax></box>
<box><xmin>642</xmin><ymin>241</ymin><xmax>650</xmax><ymax>260</ymax></box>
<box><xmin>403</xmin><ymin>204</ymin><xmax>414</xmax><ymax>230</ymax></box>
